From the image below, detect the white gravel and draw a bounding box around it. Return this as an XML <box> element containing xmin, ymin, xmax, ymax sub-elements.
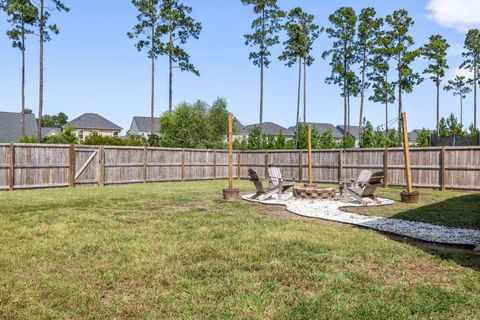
<box><xmin>243</xmin><ymin>193</ymin><xmax>480</xmax><ymax>246</ymax></box>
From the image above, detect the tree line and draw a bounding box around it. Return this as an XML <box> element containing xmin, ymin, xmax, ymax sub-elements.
<box><xmin>242</xmin><ymin>2</ymin><xmax>480</xmax><ymax>147</ymax></box>
<box><xmin>2</xmin><ymin>1</ymin><xmax>480</xmax><ymax>148</ymax></box>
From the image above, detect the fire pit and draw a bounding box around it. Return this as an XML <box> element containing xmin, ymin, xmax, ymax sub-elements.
<box><xmin>293</xmin><ymin>185</ymin><xmax>336</xmax><ymax>199</ymax></box>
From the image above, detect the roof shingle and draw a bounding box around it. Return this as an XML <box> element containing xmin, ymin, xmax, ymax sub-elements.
<box><xmin>67</xmin><ymin>113</ymin><xmax>122</xmax><ymax>131</ymax></box>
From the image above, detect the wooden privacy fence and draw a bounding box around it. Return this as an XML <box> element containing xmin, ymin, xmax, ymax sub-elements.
<box><xmin>0</xmin><ymin>144</ymin><xmax>480</xmax><ymax>191</ymax></box>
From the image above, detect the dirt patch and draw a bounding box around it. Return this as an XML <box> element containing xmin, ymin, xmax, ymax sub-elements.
<box><xmin>365</xmin><ymin>259</ymin><xmax>452</xmax><ymax>286</ymax></box>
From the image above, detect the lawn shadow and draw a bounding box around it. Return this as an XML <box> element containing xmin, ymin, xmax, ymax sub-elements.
<box><xmin>386</xmin><ymin>193</ymin><xmax>480</xmax><ymax>272</ymax></box>
<box><xmin>390</xmin><ymin>193</ymin><xmax>480</xmax><ymax>230</ymax></box>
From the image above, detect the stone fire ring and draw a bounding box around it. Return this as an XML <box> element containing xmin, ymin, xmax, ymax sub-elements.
<box><xmin>293</xmin><ymin>186</ymin><xmax>336</xmax><ymax>199</ymax></box>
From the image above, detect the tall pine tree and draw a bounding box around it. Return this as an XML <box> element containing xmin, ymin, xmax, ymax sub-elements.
<box><xmin>242</xmin><ymin>0</ymin><xmax>284</xmax><ymax>143</ymax></box>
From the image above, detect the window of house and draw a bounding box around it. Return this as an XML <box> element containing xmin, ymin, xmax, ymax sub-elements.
<box><xmin>113</xmin><ymin>131</ymin><xmax>119</xmax><ymax>136</ymax></box>
<box><xmin>78</xmin><ymin>130</ymin><xmax>84</xmax><ymax>139</ymax></box>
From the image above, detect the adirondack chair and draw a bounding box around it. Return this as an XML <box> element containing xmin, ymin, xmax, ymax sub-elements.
<box><xmin>347</xmin><ymin>171</ymin><xmax>384</xmax><ymax>205</ymax></box>
<box><xmin>247</xmin><ymin>169</ymin><xmax>284</xmax><ymax>201</ymax></box>
<box><xmin>268</xmin><ymin>167</ymin><xmax>296</xmax><ymax>200</ymax></box>
<box><xmin>339</xmin><ymin>170</ymin><xmax>372</xmax><ymax>195</ymax></box>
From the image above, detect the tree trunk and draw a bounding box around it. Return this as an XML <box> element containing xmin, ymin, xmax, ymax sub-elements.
<box><xmin>436</xmin><ymin>78</ymin><xmax>440</xmax><ymax>136</ymax></box>
<box><xmin>385</xmin><ymin>72</ymin><xmax>389</xmax><ymax>139</ymax></box>
<box><xmin>259</xmin><ymin>8</ymin><xmax>266</xmax><ymax>145</ymax></box>
<box><xmin>359</xmin><ymin>47</ymin><xmax>366</xmax><ymax>135</ymax></box>
<box><xmin>460</xmin><ymin>95</ymin><xmax>463</xmax><ymax>127</ymax></box>
<box><xmin>37</xmin><ymin>0</ymin><xmax>44</xmax><ymax>143</ymax></box>
<box><xmin>21</xmin><ymin>25</ymin><xmax>26</xmax><ymax>138</ymax></box>
<box><xmin>347</xmin><ymin>92</ymin><xmax>351</xmax><ymax>135</ymax></box>
<box><xmin>150</xmin><ymin>28</ymin><xmax>155</xmax><ymax>133</ymax></box>
<box><xmin>295</xmin><ymin>57</ymin><xmax>302</xmax><ymax>149</ymax></box>
<box><xmin>169</xmin><ymin>30</ymin><xmax>173</xmax><ymax>113</ymax></box>
<box><xmin>475</xmin><ymin>63</ymin><xmax>478</xmax><ymax>129</ymax></box>
<box><xmin>397</xmin><ymin>58</ymin><xmax>402</xmax><ymax>139</ymax></box>
<box><xmin>303</xmin><ymin>60</ymin><xmax>307</xmax><ymax>123</ymax></box>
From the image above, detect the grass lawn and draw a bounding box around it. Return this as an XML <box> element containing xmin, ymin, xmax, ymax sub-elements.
<box><xmin>345</xmin><ymin>186</ymin><xmax>480</xmax><ymax>229</ymax></box>
<box><xmin>1</xmin><ymin>181</ymin><xmax>479</xmax><ymax>319</ymax></box>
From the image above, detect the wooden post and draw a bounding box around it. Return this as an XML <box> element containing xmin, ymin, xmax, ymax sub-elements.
<box><xmin>143</xmin><ymin>147</ymin><xmax>147</xmax><ymax>183</ymax></box>
<box><xmin>99</xmin><ymin>146</ymin><xmax>105</xmax><ymax>186</ymax></box>
<box><xmin>383</xmin><ymin>147</ymin><xmax>389</xmax><ymax>188</ymax></box>
<box><xmin>213</xmin><ymin>150</ymin><xmax>217</xmax><ymax>181</ymax></box>
<box><xmin>68</xmin><ymin>144</ymin><xmax>76</xmax><ymax>188</ymax></box>
<box><xmin>441</xmin><ymin>147</ymin><xmax>446</xmax><ymax>191</ymax></box>
<box><xmin>298</xmin><ymin>150</ymin><xmax>303</xmax><ymax>182</ymax></box>
<box><xmin>264</xmin><ymin>151</ymin><xmax>269</xmax><ymax>179</ymax></box>
<box><xmin>181</xmin><ymin>149</ymin><xmax>185</xmax><ymax>182</ymax></box>
<box><xmin>308</xmin><ymin>125</ymin><xmax>313</xmax><ymax>185</ymax></box>
<box><xmin>338</xmin><ymin>150</ymin><xmax>343</xmax><ymax>182</ymax></box>
<box><xmin>8</xmin><ymin>143</ymin><xmax>14</xmax><ymax>191</ymax></box>
<box><xmin>401</xmin><ymin>112</ymin><xmax>413</xmax><ymax>193</ymax></box>
<box><xmin>228</xmin><ymin>114</ymin><xmax>234</xmax><ymax>189</ymax></box>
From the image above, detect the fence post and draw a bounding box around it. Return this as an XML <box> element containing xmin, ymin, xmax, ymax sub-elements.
<box><xmin>338</xmin><ymin>150</ymin><xmax>343</xmax><ymax>182</ymax></box>
<box><xmin>213</xmin><ymin>150</ymin><xmax>217</xmax><ymax>181</ymax></box>
<box><xmin>237</xmin><ymin>152</ymin><xmax>241</xmax><ymax>180</ymax></box>
<box><xmin>99</xmin><ymin>146</ymin><xmax>105</xmax><ymax>186</ymax></box>
<box><xmin>143</xmin><ymin>147</ymin><xmax>147</xmax><ymax>183</ymax></box>
<box><xmin>441</xmin><ymin>147</ymin><xmax>446</xmax><ymax>191</ymax></box>
<box><xmin>8</xmin><ymin>143</ymin><xmax>14</xmax><ymax>191</ymax></box>
<box><xmin>383</xmin><ymin>148</ymin><xmax>389</xmax><ymax>188</ymax></box>
<box><xmin>181</xmin><ymin>149</ymin><xmax>185</xmax><ymax>182</ymax></box>
<box><xmin>298</xmin><ymin>150</ymin><xmax>303</xmax><ymax>182</ymax></box>
<box><xmin>68</xmin><ymin>144</ymin><xmax>76</xmax><ymax>188</ymax></box>
<box><xmin>264</xmin><ymin>151</ymin><xmax>269</xmax><ymax>179</ymax></box>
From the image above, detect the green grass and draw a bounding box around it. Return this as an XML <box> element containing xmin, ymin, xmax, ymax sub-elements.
<box><xmin>346</xmin><ymin>186</ymin><xmax>480</xmax><ymax>229</ymax></box>
<box><xmin>0</xmin><ymin>181</ymin><xmax>479</xmax><ymax>319</ymax></box>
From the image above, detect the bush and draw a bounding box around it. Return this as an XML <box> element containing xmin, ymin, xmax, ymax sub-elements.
<box><xmin>18</xmin><ymin>136</ymin><xmax>37</xmax><ymax>143</ymax></box>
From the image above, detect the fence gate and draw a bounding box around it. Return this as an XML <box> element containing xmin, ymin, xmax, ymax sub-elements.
<box><xmin>73</xmin><ymin>147</ymin><xmax>101</xmax><ymax>186</ymax></box>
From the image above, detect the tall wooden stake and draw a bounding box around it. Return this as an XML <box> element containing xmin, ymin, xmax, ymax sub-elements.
<box><xmin>228</xmin><ymin>114</ymin><xmax>234</xmax><ymax>190</ymax></box>
<box><xmin>308</xmin><ymin>125</ymin><xmax>313</xmax><ymax>185</ymax></box>
<box><xmin>401</xmin><ymin>112</ymin><xmax>413</xmax><ymax>193</ymax></box>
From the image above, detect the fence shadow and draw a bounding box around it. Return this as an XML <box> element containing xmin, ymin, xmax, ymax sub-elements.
<box><xmin>387</xmin><ymin>193</ymin><xmax>480</xmax><ymax>272</ymax></box>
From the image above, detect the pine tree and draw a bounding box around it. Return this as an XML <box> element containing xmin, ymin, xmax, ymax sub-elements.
<box><xmin>33</xmin><ymin>0</ymin><xmax>69</xmax><ymax>142</ymax></box>
<box><xmin>2</xmin><ymin>0</ymin><xmax>37</xmax><ymax>138</ymax></box>
<box><xmin>279</xmin><ymin>7</ymin><xmax>320</xmax><ymax>148</ymax></box>
<box><xmin>161</xmin><ymin>0</ymin><xmax>202</xmax><ymax>112</ymax></box>
<box><xmin>422</xmin><ymin>34</ymin><xmax>449</xmax><ymax>136</ymax></box>
<box><xmin>356</xmin><ymin>7</ymin><xmax>383</xmax><ymax>134</ymax></box>
<box><xmin>444</xmin><ymin>75</ymin><xmax>472</xmax><ymax>126</ymax></box>
<box><xmin>242</xmin><ymin>0</ymin><xmax>284</xmax><ymax>143</ymax></box>
<box><xmin>460</xmin><ymin>29</ymin><xmax>480</xmax><ymax>129</ymax></box>
<box><xmin>323</xmin><ymin>7</ymin><xmax>358</xmax><ymax>138</ymax></box>
<box><xmin>128</xmin><ymin>0</ymin><xmax>168</xmax><ymax>133</ymax></box>
<box><xmin>379</xmin><ymin>10</ymin><xmax>423</xmax><ymax>138</ymax></box>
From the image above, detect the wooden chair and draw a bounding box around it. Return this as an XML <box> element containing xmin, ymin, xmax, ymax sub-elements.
<box><xmin>339</xmin><ymin>170</ymin><xmax>372</xmax><ymax>195</ymax></box>
<box><xmin>248</xmin><ymin>169</ymin><xmax>281</xmax><ymax>201</ymax></box>
<box><xmin>268</xmin><ymin>167</ymin><xmax>295</xmax><ymax>200</ymax></box>
<box><xmin>347</xmin><ymin>171</ymin><xmax>384</xmax><ymax>205</ymax></box>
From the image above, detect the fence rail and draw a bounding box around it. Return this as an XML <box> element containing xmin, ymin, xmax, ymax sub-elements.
<box><xmin>1</xmin><ymin>144</ymin><xmax>480</xmax><ymax>191</ymax></box>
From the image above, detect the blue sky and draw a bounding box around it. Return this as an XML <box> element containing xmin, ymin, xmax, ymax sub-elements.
<box><xmin>1</xmin><ymin>0</ymin><xmax>479</xmax><ymax>132</ymax></box>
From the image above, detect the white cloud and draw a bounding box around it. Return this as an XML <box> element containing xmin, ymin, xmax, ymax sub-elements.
<box><xmin>450</xmin><ymin>67</ymin><xmax>474</xmax><ymax>80</ymax></box>
<box><xmin>426</xmin><ymin>0</ymin><xmax>480</xmax><ymax>32</ymax></box>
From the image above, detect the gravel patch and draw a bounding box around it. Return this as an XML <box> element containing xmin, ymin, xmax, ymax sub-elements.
<box><xmin>243</xmin><ymin>193</ymin><xmax>480</xmax><ymax>246</ymax></box>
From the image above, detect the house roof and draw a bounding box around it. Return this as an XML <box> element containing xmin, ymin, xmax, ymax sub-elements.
<box><xmin>131</xmin><ymin>116</ymin><xmax>160</xmax><ymax>132</ymax></box>
<box><xmin>243</xmin><ymin>122</ymin><xmax>295</xmax><ymax>137</ymax></box>
<box><xmin>67</xmin><ymin>113</ymin><xmax>122</xmax><ymax>131</ymax></box>
<box><xmin>41</xmin><ymin>127</ymin><xmax>61</xmax><ymax>137</ymax></box>
<box><xmin>288</xmin><ymin>123</ymin><xmax>344</xmax><ymax>139</ymax></box>
<box><xmin>336</xmin><ymin>125</ymin><xmax>361</xmax><ymax>139</ymax></box>
<box><xmin>408</xmin><ymin>129</ymin><xmax>423</xmax><ymax>141</ymax></box>
<box><xmin>0</xmin><ymin>111</ymin><xmax>38</xmax><ymax>143</ymax></box>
